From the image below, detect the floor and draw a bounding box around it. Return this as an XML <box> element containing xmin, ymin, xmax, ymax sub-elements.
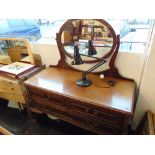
<box><xmin>0</xmin><ymin>99</ymin><xmax>95</xmax><ymax>135</ymax></box>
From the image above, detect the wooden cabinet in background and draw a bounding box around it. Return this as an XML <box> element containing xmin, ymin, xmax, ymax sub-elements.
<box><xmin>0</xmin><ymin>55</ymin><xmax>12</xmax><ymax>64</ymax></box>
<box><xmin>7</xmin><ymin>45</ymin><xmax>28</xmax><ymax>62</ymax></box>
<box><xmin>0</xmin><ymin>64</ymin><xmax>45</xmax><ymax>107</ymax></box>
<box><xmin>0</xmin><ymin>38</ymin><xmax>45</xmax><ymax>110</ymax></box>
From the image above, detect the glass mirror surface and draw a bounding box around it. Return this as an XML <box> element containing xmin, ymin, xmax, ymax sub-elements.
<box><xmin>61</xmin><ymin>19</ymin><xmax>114</xmax><ymax>61</ymax></box>
<box><xmin>0</xmin><ymin>39</ymin><xmax>31</xmax><ymax>65</ymax></box>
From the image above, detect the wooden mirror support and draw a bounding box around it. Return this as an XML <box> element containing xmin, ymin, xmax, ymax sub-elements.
<box><xmin>55</xmin><ymin>19</ymin><xmax>121</xmax><ymax>78</ymax></box>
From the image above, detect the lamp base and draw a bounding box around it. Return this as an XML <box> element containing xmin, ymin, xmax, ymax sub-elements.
<box><xmin>76</xmin><ymin>79</ymin><xmax>91</xmax><ymax>87</ymax></box>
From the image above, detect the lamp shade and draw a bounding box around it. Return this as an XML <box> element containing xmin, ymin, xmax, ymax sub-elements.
<box><xmin>71</xmin><ymin>44</ymin><xmax>83</xmax><ymax>65</ymax></box>
<box><xmin>88</xmin><ymin>40</ymin><xmax>97</xmax><ymax>56</ymax></box>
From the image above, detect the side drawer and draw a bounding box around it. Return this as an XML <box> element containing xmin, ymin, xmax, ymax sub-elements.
<box><xmin>0</xmin><ymin>78</ymin><xmax>23</xmax><ymax>95</ymax></box>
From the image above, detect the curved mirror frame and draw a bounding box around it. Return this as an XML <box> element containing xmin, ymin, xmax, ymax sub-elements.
<box><xmin>0</xmin><ymin>37</ymin><xmax>35</xmax><ymax>65</ymax></box>
<box><xmin>57</xmin><ymin>19</ymin><xmax>117</xmax><ymax>64</ymax></box>
<box><xmin>56</xmin><ymin>19</ymin><xmax>120</xmax><ymax>77</ymax></box>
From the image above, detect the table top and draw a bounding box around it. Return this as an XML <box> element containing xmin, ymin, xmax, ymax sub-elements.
<box><xmin>24</xmin><ymin>67</ymin><xmax>136</xmax><ymax>116</ymax></box>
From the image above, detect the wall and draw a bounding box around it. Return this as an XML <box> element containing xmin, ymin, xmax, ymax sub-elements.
<box><xmin>31</xmin><ymin>42</ymin><xmax>145</xmax><ymax>86</ymax></box>
<box><xmin>115</xmin><ymin>52</ymin><xmax>145</xmax><ymax>86</ymax></box>
<box><xmin>133</xmin><ymin>34</ymin><xmax>155</xmax><ymax>128</ymax></box>
<box><xmin>31</xmin><ymin>43</ymin><xmax>60</xmax><ymax>66</ymax></box>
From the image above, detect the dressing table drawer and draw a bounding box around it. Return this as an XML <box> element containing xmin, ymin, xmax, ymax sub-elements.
<box><xmin>26</xmin><ymin>85</ymin><xmax>124</xmax><ymax>134</ymax></box>
<box><xmin>28</xmin><ymin>96</ymin><xmax>121</xmax><ymax>134</ymax></box>
<box><xmin>28</xmin><ymin>85</ymin><xmax>123</xmax><ymax>118</ymax></box>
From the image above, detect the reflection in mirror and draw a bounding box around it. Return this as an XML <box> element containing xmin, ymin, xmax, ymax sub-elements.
<box><xmin>56</xmin><ymin>19</ymin><xmax>119</xmax><ymax>75</ymax></box>
<box><xmin>61</xmin><ymin>19</ymin><xmax>114</xmax><ymax>61</ymax></box>
<box><xmin>0</xmin><ymin>38</ymin><xmax>34</xmax><ymax>65</ymax></box>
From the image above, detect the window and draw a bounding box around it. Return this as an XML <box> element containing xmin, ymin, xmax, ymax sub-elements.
<box><xmin>36</xmin><ymin>19</ymin><xmax>67</xmax><ymax>44</ymax></box>
<box><xmin>24</xmin><ymin>19</ymin><xmax>38</xmax><ymax>26</ymax></box>
<box><xmin>0</xmin><ymin>20</ymin><xmax>9</xmax><ymax>30</ymax></box>
<box><xmin>0</xmin><ymin>19</ymin><xmax>153</xmax><ymax>53</ymax></box>
<box><xmin>0</xmin><ymin>19</ymin><xmax>41</xmax><ymax>41</ymax></box>
<box><xmin>7</xmin><ymin>19</ymin><xmax>26</xmax><ymax>28</ymax></box>
<box><xmin>107</xmin><ymin>19</ymin><xmax>154</xmax><ymax>53</ymax></box>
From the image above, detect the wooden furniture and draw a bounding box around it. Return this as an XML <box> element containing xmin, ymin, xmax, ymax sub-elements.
<box><xmin>72</xmin><ymin>20</ymin><xmax>106</xmax><ymax>41</ymax></box>
<box><xmin>0</xmin><ymin>38</ymin><xmax>35</xmax><ymax>65</ymax></box>
<box><xmin>0</xmin><ymin>64</ymin><xmax>45</xmax><ymax>105</ymax></box>
<box><xmin>0</xmin><ymin>126</ymin><xmax>13</xmax><ymax>135</ymax></box>
<box><xmin>7</xmin><ymin>45</ymin><xmax>28</xmax><ymax>62</ymax></box>
<box><xmin>136</xmin><ymin>111</ymin><xmax>155</xmax><ymax>135</ymax></box>
<box><xmin>24</xmin><ymin>19</ymin><xmax>136</xmax><ymax>134</ymax></box>
<box><xmin>0</xmin><ymin>38</ymin><xmax>45</xmax><ymax>109</ymax></box>
<box><xmin>24</xmin><ymin>67</ymin><xmax>135</xmax><ymax>134</ymax></box>
<box><xmin>80</xmin><ymin>24</ymin><xmax>105</xmax><ymax>40</ymax></box>
<box><xmin>0</xmin><ymin>55</ymin><xmax>12</xmax><ymax>64</ymax></box>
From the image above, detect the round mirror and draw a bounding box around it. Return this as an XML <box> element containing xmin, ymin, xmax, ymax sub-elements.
<box><xmin>58</xmin><ymin>19</ymin><xmax>117</xmax><ymax>63</ymax></box>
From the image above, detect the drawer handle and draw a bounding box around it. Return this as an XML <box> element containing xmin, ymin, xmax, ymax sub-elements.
<box><xmin>94</xmin><ymin>123</ymin><xmax>98</xmax><ymax>127</ymax></box>
<box><xmin>85</xmin><ymin>108</ymin><xmax>89</xmax><ymax>113</ymax></box>
<box><xmin>94</xmin><ymin>111</ymin><xmax>98</xmax><ymax>115</ymax></box>
<box><xmin>64</xmin><ymin>103</ymin><xmax>68</xmax><ymax>107</ymax></box>
<box><xmin>46</xmin><ymin>95</ymin><xmax>50</xmax><ymax>99</ymax></box>
<box><xmin>44</xmin><ymin>94</ymin><xmax>50</xmax><ymax>99</ymax></box>
<box><xmin>87</xmin><ymin>121</ymin><xmax>98</xmax><ymax>128</ymax></box>
<box><xmin>86</xmin><ymin>120</ymin><xmax>90</xmax><ymax>123</ymax></box>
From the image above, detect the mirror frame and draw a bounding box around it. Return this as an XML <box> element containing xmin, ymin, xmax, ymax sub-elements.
<box><xmin>0</xmin><ymin>37</ymin><xmax>35</xmax><ymax>65</ymax></box>
<box><xmin>57</xmin><ymin>19</ymin><xmax>117</xmax><ymax>64</ymax></box>
<box><xmin>55</xmin><ymin>19</ymin><xmax>121</xmax><ymax>77</ymax></box>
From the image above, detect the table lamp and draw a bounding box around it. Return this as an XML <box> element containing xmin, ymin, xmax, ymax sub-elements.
<box><xmin>71</xmin><ymin>42</ymin><xmax>83</xmax><ymax>65</ymax></box>
<box><xmin>88</xmin><ymin>40</ymin><xmax>97</xmax><ymax>56</ymax></box>
<box><xmin>72</xmin><ymin>41</ymin><xmax>107</xmax><ymax>87</ymax></box>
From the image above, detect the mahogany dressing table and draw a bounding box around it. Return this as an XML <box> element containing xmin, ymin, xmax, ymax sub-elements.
<box><xmin>24</xmin><ymin>19</ymin><xmax>136</xmax><ymax>134</ymax></box>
